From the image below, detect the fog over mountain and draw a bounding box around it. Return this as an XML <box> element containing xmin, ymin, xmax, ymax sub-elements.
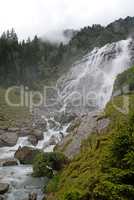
<box><xmin>0</xmin><ymin>0</ymin><xmax>134</xmax><ymax>41</ymax></box>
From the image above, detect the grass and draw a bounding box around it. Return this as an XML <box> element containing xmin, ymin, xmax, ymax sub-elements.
<box><xmin>45</xmin><ymin>93</ymin><xmax>134</xmax><ymax>200</ymax></box>
<box><xmin>0</xmin><ymin>87</ymin><xmax>31</xmax><ymax>128</ymax></box>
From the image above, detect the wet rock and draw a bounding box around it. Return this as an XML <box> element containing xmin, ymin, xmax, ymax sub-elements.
<box><xmin>8</xmin><ymin>127</ymin><xmax>19</xmax><ymax>132</ymax></box>
<box><xmin>28</xmin><ymin>192</ymin><xmax>37</xmax><ymax>200</ymax></box>
<box><xmin>54</xmin><ymin>112</ymin><xmax>77</xmax><ymax>125</ymax></box>
<box><xmin>0</xmin><ymin>158</ymin><xmax>18</xmax><ymax>167</ymax></box>
<box><xmin>0</xmin><ymin>129</ymin><xmax>5</xmax><ymax>135</ymax></box>
<box><xmin>0</xmin><ymin>195</ymin><xmax>4</xmax><ymax>200</ymax></box>
<box><xmin>56</xmin><ymin>113</ymin><xmax>98</xmax><ymax>158</ymax></box>
<box><xmin>28</xmin><ymin>135</ymin><xmax>38</xmax><ymax>146</ymax></box>
<box><xmin>67</xmin><ymin>118</ymin><xmax>81</xmax><ymax>133</ymax></box>
<box><xmin>59</xmin><ymin>132</ymin><xmax>64</xmax><ymax>138</ymax></box>
<box><xmin>0</xmin><ymin>132</ymin><xmax>18</xmax><ymax>147</ymax></box>
<box><xmin>97</xmin><ymin>118</ymin><xmax>110</xmax><ymax>133</ymax></box>
<box><xmin>0</xmin><ymin>183</ymin><xmax>9</xmax><ymax>194</ymax></box>
<box><xmin>42</xmin><ymin>196</ymin><xmax>47</xmax><ymax>200</ymax></box>
<box><xmin>30</xmin><ymin>129</ymin><xmax>44</xmax><ymax>140</ymax></box>
<box><xmin>14</xmin><ymin>146</ymin><xmax>41</xmax><ymax>164</ymax></box>
<box><xmin>49</xmin><ymin>135</ymin><xmax>57</xmax><ymax>146</ymax></box>
<box><xmin>20</xmin><ymin>128</ymin><xmax>31</xmax><ymax>137</ymax></box>
<box><xmin>48</xmin><ymin>119</ymin><xmax>59</xmax><ymax>130</ymax></box>
<box><xmin>33</xmin><ymin>119</ymin><xmax>47</xmax><ymax>131</ymax></box>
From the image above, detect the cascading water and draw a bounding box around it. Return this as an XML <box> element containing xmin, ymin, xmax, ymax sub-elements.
<box><xmin>0</xmin><ymin>38</ymin><xmax>133</xmax><ymax>200</ymax></box>
<box><xmin>57</xmin><ymin>38</ymin><xmax>132</xmax><ymax>114</ymax></box>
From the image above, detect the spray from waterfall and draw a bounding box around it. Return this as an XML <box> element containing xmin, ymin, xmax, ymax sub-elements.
<box><xmin>57</xmin><ymin>38</ymin><xmax>132</xmax><ymax>114</ymax></box>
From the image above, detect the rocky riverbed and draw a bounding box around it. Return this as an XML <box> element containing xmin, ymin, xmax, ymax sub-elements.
<box><xmin>0</xmin><ymin>111</ymin><xmax>72</xmax><ymax>200</ymax></box>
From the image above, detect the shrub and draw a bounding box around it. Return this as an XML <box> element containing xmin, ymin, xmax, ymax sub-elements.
<box><xmin>33</xmin><ymin>152</ymin><xmax>68</xmax><ymax>178</ymax></box>
<box><xmin>64</xmin><ymin>191</ymin><xmax>89</xmax><ymax>200</ymax></box>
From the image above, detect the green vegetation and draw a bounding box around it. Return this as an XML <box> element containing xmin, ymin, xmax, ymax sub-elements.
<box><xmin>114</xmin><ymin>66</ymin><xmax>134</xmax><ymax>94</ymax></box>
<box><xmin>0</xmin><ymin>16</ymin><xmax>134</xmax><ymax>89</ymax></box>
<box><xmin>1</xmin><ymin>16</ymin><xmax>134</xmax><ymax>199</ymax></box>
<box><xmin>45</xmin><ymin>93</ymin><xmax>134</xmax><ymax>200</ymax></box>
<box><xmin>0</xmin><ymin>87</ymin><xmax>30</xmax><ymax>128</ymax></box>
<box><xmin>33</xmin><ymin>152</ymin><xmax>68</xmax><ymax>178</ymax></box>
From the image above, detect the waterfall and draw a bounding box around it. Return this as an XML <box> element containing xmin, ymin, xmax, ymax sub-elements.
<box><xmin>0</xmin><ymin>38</ymin><xmax>133</xmax><ymax>200</ymax></box>
<box><xmin>57</xmin><ymin>38</ymin><xmax>132</xmax><ymax>115</ymax></box>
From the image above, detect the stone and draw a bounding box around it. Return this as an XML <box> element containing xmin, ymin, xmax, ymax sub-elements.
<box><xmin>42</xmin><ymin>196</ymin><xmax>47</xmax><ymax>200</ymax></box>
<box><xmin>8</xmin><ymin>127</ymin><xmax>19</xmax><ymax>132</ymax></box>
<box><xmin>28</xmin><ymin>193</ymin><xmax>37</xmax><ymax>200</ymax></box>
<box><xmin>34</xmin><ymin>119</ymin><xmax>47</xmax><ymax>131</ymax></box>
<box><xmin>48</xmin><ymin>120</ymin><xmax>59</xmax><ymax>130</ymax></box>
<box><xmin>0</xmin><ymin>158</ymin><xmax>18</xmax><ymax>167</ymax></box>
<box><xmin>20</xmin><ymin>128</ymin><xmax>31</xmax><ymax>137</ymax></box>
<box><xmin>0</xmin><ymin>132</ymin><xmax>18</xmax><ymax>147</ymax></box>
<box><xmin>0</xmin><ymin>183</ymin><xmax>9</xmax><ymax>194</ymax></box>
<box><xmin>49</xmin><ymin>135</ymin><xmax>57</xmax><ymax>146</ymax></box>
<box><xmin>67</xmin><ymin>118</ymin><xmax>81</xmax><ymax>133</ymax></box>
<box><xmin>54</xmin><ymin>112</ymin><xmax>77</xmax><ymax>124</ymax></box>
<box><xmin>0</xmin><ymin>195</ymin><xmax>4</xmax><ymax>200</ymax></box>
<box><xmin>14</xmin><ymin>146</ymin><xmax>41</xmax><ymax>164</ymax></box>
<box><xmin>28</xmin><ymin>135</ymin><xmax>38</xmax><ymax>146</ymax></box>
<box><xmin>30</xmin><ymin>129</ymin><xmax>44</xmax><ymax>140</ymax></box>
<box><xmin>0</xmin><ymin>129</ymin><xmax>5</xmax><ymax>135</ymax></box>
<box><xmin>97</xmin><ymin>118</ymin><xmax>110</xmax><ymax>133</ymax></box>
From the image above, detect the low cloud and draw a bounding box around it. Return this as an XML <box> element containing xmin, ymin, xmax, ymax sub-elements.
<box><xmin>0</xmin><ymin>0</ymin><xmax>133</xmax><ymax>41</ymax></box>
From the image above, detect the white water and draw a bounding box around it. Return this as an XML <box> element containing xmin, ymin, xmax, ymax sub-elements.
<box><xmin>0</xmin><ymin>119</ymin><xmax>69</xmax><ymax>200</ymax></box>
<box><xmin>57</xmin><ymin>38</ymin><xmax>132</xmax><ymax>114</ymax></box>
<box><xmin>0</xmin><ymin>38</ymin><xmax>133</xmax><ymax>199</ymax></box>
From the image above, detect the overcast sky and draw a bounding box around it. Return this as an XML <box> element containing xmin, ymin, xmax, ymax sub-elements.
<box><xmin>0</xmin><ymin>0</ymin><xmax>134</xmax><ymax>41</ymax></box>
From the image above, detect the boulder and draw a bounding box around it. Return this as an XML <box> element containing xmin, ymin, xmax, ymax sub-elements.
<box><xmin>28</xmin><ymin>193</ymin><xmax>37</xmax><ymax>200</ymax></box>
<box><xmin>20</xmin><ymin>128</ymin><xmax>31</xmax><ymax>137</ymax></box>
<box><xmin>42</xmin><ymin>196</ymin><xmax>47</xmax><ymax>200</ymax></box>
<box><xmin>48</xmin><ymin>120</ymin><xmax>59</xmax><ymax>130</ymax></box>
<box><xmin>0</xmin><ymin>195</ymin><xmax>4</xmax><ymax>200</ymax></box>
<box><xmin>67</xmin><ymin>118</ymin><xmax>81</xmax><ymax>133</ymax></box>
<box><xmin>0</xmin><ymin>132</ymin><xmax>18</xmax><ymax>147</ymax></box>
<box><xmin>0</xmin><ymin>158</ymin><xmax>18</xmax><ymax>167</ymax></box>
<box><xmin>54</xmin><ymin>112</ymin><xmax>77</xmax><ymax>125</ymax></box>
<box><xmin>28</xmin><ymin>135</ymin><xmax>38</xmax><ymax>146</ymax></box>
<box><xmin>97</xmin><ymin>118</ymin><xmax>110</xmax><ymax>133</ymax></box>
<box><xmin>49</xmin><ymin>135</ymin><xmax>57</xmax><ymax>146</ymax></box>
<box><xmin>8</xmin><ymin>127</ymin><xmax>19</xmax><ymax>132</ymax></box>
<box><xmin>30</xmin><ymin>129</ymin><xmax>43</xmax><ymax>140</ymax></box>
<box><xmin>34</xmin><ymin>119</ymin><xmax>47</xmax><ymax>131</ymax></box>
<box><xmin>0</xmin><ymin>183</ymin><xmax>9</xmax><ymax>194</ymax></box>
<box><xmin>0</xmin><ymin>129</ymin><xmax>5</xmax><ymax>135</ymax></box>
<box><xmin>14</xmin><ymin>146</ymin><xmax>41</xmax><ymax>164</ymax></box>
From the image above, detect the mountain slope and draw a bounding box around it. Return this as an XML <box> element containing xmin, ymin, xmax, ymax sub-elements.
<box><xmin>45</xmin><ymin>67</ymin><xmax>134</xmax><ymax>200</ymax></box>
<box><xmin>1</xmin><ymin>16</ymin><xmax>134</xmax><ymax>88</ymax></box>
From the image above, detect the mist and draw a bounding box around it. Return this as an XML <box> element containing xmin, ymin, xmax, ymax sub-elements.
<box><xmin>0</xmin><ymin>0</ymin><xmax>134</xmax><ymax>41</ymax></box>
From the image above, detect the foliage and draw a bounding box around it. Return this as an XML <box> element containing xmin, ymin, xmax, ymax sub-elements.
<box><xmin>1</xmin><ymin>17</ymin><xmax>134</xmax><ymax>89</ymax></box>
<box><xmin>114</xmin><ymin>66</ymin><xmax>134</xmax><ymax>94</ymax></box>
<box><xmin>45</xmin><ymin>93</ymin><xmax>134</xmax><ymax>200</ymax></box>
<box><xmin>33</xmin><ymin>152</ymin><xmax>68</xmax><ymax>178</ymax></box>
